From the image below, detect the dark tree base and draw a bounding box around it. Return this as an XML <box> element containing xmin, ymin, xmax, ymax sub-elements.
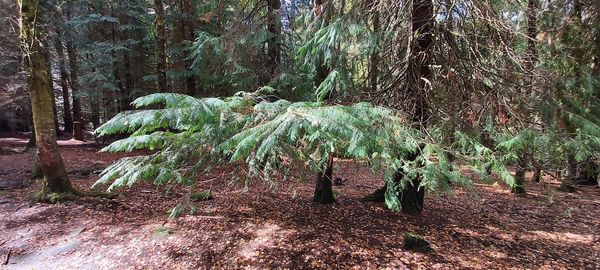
<box><xmin>313</xmin><ymin>155</ymin><xmax>335</xmax><ymax>204</ymax></box>
<box><xmin>400</xmin><ymin>181</ymin><xmax>425</xmax><ymax>214</ymax></box>
<box><xmin>363</xmin><ymin>149</ymin><xmax>424</xmax><ymax>214</ymax></box>
<box><xmin>511</xmin><ymin>186</ymin><xmax>527</xmax><ymax>195</ymax></box>
<box><xmin>531</xmin><ymin>168</ymin><xmax>541</xmax><ymax>182</ymax></box>
<box><xmin>362</xmin><ymin>182</ymin><xmax>425</xmax><ymax>214</ymax></box>
<box><xmin>576</xmin><ymin>161</ymin><xmax>598</xmax><ymax>186</ymax></box>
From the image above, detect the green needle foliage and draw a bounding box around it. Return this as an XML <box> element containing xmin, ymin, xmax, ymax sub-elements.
<box><xmin>94</xmin><ymin>93</ymin><xmax>519</xmax><ymax>211</ymax></box>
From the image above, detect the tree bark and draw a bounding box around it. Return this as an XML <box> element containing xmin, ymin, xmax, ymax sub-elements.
<box><xmin>559</xmin><ymin>0</ymin><xmax>582</xmax><ymax>192</ymax></box>
<box><xmin>266</xmin><ymin>0</ymin><xmax>281</xmax><ymax>78</ymax></box>
<box><xmin>405</xmin><ymin>0</ymin><xmax>433</xmax><ymax>125</ymax></box>
<box><xmin>121</xmin><ymin>51</ymin><xmax>133</xmax><ymax>111</ymax></box>
<box><xmin>54</xmin><ymin>37</ymin><xmax>73</xmax><ymax>133</ymax></box>
<box><xmin>366</xmin><ymin>0</ymin><xmax>433</xmax><ymax>214</ymax></box>
<box><xmin>398</xmin><ymin>0</ymin><xmax>433</xmax><ymax>213</ymax></box>
<box><xmin>183</xmin><ymin>0</ymin><xmax>197</xmax><ymax>96</ymax></box>
<box><xmin>90</xmin><ymin>91</ymin><xmax>101</xmax><ymax>129</ymax></box>
<box><xmin>19</xmin><ymin>0</ymin><xmax>74</xmax><ymax>196</ymax></box>
<box><xmin>512</xmin><ymin>157</ymin><xmax>527</xmax><ymax>194</ymax></box>
<box><xmin>314</xmin><ymin>0</ymin><xmax>332</xmax><ymax>94</ymax></box>
<box><xmin>313</xmin><ymin>154</ymin><xmax>335</xmax><ymax>204</ymax></box>
<box><xmin>368</xmin><ymin>0</ymin><xmax>380</xmax><ymax>93</ymax></box>
<box><xmin>154</xmin><ymin>0</ymin><xmax>168</xmax><ymax>92</ymax></box>
<box><xmin>517</xmin><ymin>0</ymin><xmax>539</xmax><ymax>189</ymax></box>
<box><xmin>65</xmin><ymin>3</ymin><xmax>83</xmax><ymax>134</ymax></box>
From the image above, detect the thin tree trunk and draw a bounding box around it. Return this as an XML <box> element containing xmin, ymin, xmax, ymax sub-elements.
<box><xmin>54</xmin><ymin>37</ymin><xmax>73</xmax><ymax>133</ymax></box>
<box><xmin>122</xmin><ymin>52</ymin><xmax>133</xmax><ymax>110</ymax></box>
<box><xmin>154</xmin><ymin>0</ymin><xmax>168</xmax><ymax>92</ymax></box>
<box><xmin>19</xmin><ymin>0</ymin><xmax>74</xmax><ymax>197</ymax></box>
<box><xmin>45</xmin><ymin>47</ymin><xmax>62</xmax><ymax>137</ymax></box>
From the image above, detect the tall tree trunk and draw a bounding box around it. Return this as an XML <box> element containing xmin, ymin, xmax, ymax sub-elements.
<box><xmin>19</xmin><ymin>0</ymin><xmax>74</xmax><ymax>196</ymax></box>
<box><xmin>313</xmin><ymin>154</ymin><xmax>335</xmax><ymax>204</ymax></box>
<box><xmin>183</xmin><ymin>0</ymin><xmax>197</xmax><ymax>96</ymax></box>
<box><xmin>559</xmin><ymin>0</ymin><xmax>582</xmax><ymax>192</ymax></box>
<box><xmin>45</xmin><ymin>47</ymin><xmax>62</xmax><ymax>137</ymax></box>
<box><xmin>368</xmin><ymin>0</ymin><xmax>380</xmax><ymax>93</ymax></box>
<box><xmin>54</xmin><ymin>37</ymin><xmax>73</xmax><ymax>133</ymax></box>
<box><xmin>397</xmin><ymin>0</ymin><xmax>433</xmax><ymax>213</ymax></box>
<box><xmin>122</xmin><ymin>52</ymin><xmax>133</xmax><ymax>110</ymax></box>
<box><xmin>266</xmin><ymin>0</ymin><xmax>281</xmax><ymax>79</ymax></box>
<box><xmin>367</xmin><ymin>0</ymin><xmax>434</xmax><ymax>213</ymax></box>
<box><xmin>405</xmin><ymin>0</ymin><xmax>433</xmax><ymax>125</ymax></box>
<box><xmin>66</xmin><ymin>3</ymin><xmax>84</xmax><ymax>140</ymax></box>
<box><xmin>173</xmin><ymin>0</ymin><xmax>186</xmax><ymax>94</ymax></box>
<box><xmin>314</xmin><ymin>0</ymin><xmax>331</xmax><ymax>92</ymax></box>
<box><xmin>514</xmin><ymin>0</ymin><xmax>539</xmax><ymax>192</ymax></box>
<box><xmin>154</xmin><ymin>0</ymin><xmax>168</xmax><ymax>92</ymax></box>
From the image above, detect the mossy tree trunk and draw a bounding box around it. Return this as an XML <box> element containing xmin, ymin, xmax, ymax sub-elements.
<box><xmin>522</xmin><ymin>0</ymin><xmax>539</xmax><ymax>187</ymax></box>
<box><xmin>512</xmin><ymin>157</ymin><xmax>527</xmax><ymax>195</ymax></box>
<box><xmin>19</xmin><ymin>0</ymin><xmax>74</xmax><ymax>196</ymax></box>
<box><xmin>313</xmin><ymin>154</ymin><xmax>335</xmax><ymax>204</ymax></box>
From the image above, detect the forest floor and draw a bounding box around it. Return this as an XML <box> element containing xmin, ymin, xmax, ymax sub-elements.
<box><xmin>0</xmin><ymin>136</ymin><xmax>599</xmax><ymax>270</ymax></box>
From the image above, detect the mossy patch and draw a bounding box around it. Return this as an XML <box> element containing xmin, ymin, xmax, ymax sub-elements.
<box><xmin>32</xmin><ymin>190</ymin><xmax>77</xmax><ymax>203</ymax></box>
<box><xmin>403</xmin><ymin>232</ymin><xmax>432</xmax><ymax>253</ymax></box>
<box><xmin>557</xmin><ymin>183</ymin><xmax>576</xmax><ymax>193</ymax></box>
<box><xmin>191</xmin><ymin>190</ymin><xmax>213</xmax><ymax>201</ymax></box>
<box><xmin>153</xmin><ymin>226</ymin><xmax>174</xmax><ymax>237</ymax></box>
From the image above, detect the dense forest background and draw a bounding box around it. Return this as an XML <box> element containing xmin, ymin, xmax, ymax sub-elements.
<box><xmin>2</xmin><ymin>0</ymin><xmax>599</xmax><ymax>204</ymax></box>
<box><xmin>1</xmin><ymin>0</ymin><xmax>599</xmax><ymax>268</ymax></box>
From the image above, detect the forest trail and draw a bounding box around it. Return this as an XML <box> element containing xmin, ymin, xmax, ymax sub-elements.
<box><xmin>0</xmin><ymin>138</ymin><xmax>599</xmax><ymax>269</ymax></box>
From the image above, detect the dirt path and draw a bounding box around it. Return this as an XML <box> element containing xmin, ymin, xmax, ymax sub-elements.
<box><xmin>0</xmin><ymin>138</ymin><xmax>599</xmax><ymax>269</ymax></box>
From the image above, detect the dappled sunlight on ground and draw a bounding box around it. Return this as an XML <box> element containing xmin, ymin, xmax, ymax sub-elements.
<box><xmin>0</xmin><ymin>139</ymin><xmax>599</xmax><ymax>269</ymax></box>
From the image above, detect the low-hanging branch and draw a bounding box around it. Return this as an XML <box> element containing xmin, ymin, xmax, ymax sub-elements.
<box><xmin>94</xmin><ymin>93</ymin><xmax>521</xmax><ymax>211</ymax></box>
